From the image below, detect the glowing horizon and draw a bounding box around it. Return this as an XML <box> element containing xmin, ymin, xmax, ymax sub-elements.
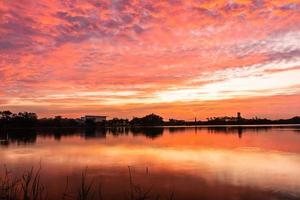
<box><xmin>1</xmin><ymin>0</ymin><xmax>300</xmax><ymax>120</ymax></box>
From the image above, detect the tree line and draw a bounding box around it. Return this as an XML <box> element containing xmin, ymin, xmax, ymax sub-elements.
<box><xmin>0</xmin><ymin>111</ymin><xmax>164</xmax><ymax>128</ymax></box>
<box><xmin>1</xmin><ymin>110</ymin><xmax>300</xmax><ymax>128</ymax></box>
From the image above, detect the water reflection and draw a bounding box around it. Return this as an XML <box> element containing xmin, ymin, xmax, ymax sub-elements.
<box><xmin>1</xmin><ymin>126</ymin><xmax>300</xmax><ymax>146</ymax></box>
<box><xmin>130</xmin><ymin>127</ymin><xmax>164</xmax><ymax>138</ymax></box>
<box><xmin>1</xmin><ymin>126</ymin><xmax>300</xmax><ymax>200</ymax></box>
<box><xmin>0</xmin><ymin>128</ymin><xmax>37</xmax><ymax>146</ymax></box>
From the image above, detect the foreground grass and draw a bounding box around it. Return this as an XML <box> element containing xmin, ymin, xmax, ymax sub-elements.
<box><xmin>0</xmin><ymin>166</ymin><xmax>174</xmax><ymax>200</ymax></box>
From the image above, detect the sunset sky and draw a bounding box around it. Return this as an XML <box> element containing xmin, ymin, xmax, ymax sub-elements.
<box><xmin>1</xmin><ymin>0</ymin><xmax>300</xmax><ymax>120</ymax></box>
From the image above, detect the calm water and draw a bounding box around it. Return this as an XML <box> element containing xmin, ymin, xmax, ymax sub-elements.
<box><xmin>1</xmin><ymin>126</ymin><xmax>300</xmax><ymax>200</ymax></box>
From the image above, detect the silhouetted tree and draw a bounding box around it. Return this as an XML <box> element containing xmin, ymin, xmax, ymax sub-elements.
<box><xmin>0</xmin><ymin>110</ymin><xmax>13</xmax><ymax>120</ymax></box>
<box><xmin>130</xmin><ymin>113</ymin><xmax>164</xmax><ymax>126</ymax></box>
<box><xmin>0</xmin><ymin>111</ymin><xmax>37</xmax><ymax>127</ymax></box>
<box><xmin>85</xmin><ymin>118</ymin><xmax>97</xmax><ymax>127</ymax></box>
<box><xmin>107</xmin><ymin>118</ymin><xmax>129</xmax><ymax>126</ymax></box>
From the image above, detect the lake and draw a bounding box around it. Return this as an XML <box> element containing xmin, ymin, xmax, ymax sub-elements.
<box><xmin>1</xmin><ymin>125</ymin><xmax>300</xmax><ymax>200</ymax></box>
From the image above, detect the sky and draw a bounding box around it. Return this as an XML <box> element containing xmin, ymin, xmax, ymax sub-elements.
<box><xmin>0</xmin><ymin>0</ymin><xmax>300</xmax><ymax>120</ymax></box>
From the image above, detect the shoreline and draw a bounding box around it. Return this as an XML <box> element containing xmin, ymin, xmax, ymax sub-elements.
<box><xmin>1</xmin><ymin>123</ymin><xmax>300</xmax><ymax>129</ymax></box>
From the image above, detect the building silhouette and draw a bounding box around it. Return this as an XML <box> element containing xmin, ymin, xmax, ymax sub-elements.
<box><xmin>237</xmin><ymin>112</ymin><xmax>241</xmax><ymax>120</ymax></box>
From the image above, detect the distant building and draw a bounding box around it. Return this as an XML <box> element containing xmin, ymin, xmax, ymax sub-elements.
<box><xmin>237</xmin><ymin>112</ymin><xmax>241</xmax><ymax>120</ymax></box>
<box><xmin>81</xmin><ymin>115</ymin><xmax>107</xmax><ymax>123</ymax></box>
<box><xmin>207</xmin><ymin>112</ymin><xmax>243</xmax><ymax>123</ymax></box>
